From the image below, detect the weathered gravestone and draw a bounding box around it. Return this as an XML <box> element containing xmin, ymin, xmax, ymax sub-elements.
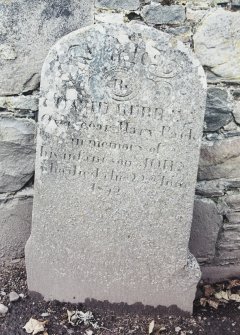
<box><xmin>25</xmin><ymin>23</ymin><xmax>207</xmax><ymax>312</ymax></box>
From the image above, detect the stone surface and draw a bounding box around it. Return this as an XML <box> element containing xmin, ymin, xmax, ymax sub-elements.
<box><xmin>225</xmin><ymin>194</ymin><xmax>240</xmax><ymax>211</ymax></box>
<box><xmin>201</xmin><ymin>264</ymin><xmax>240</xmax><ymax>282</ymax></box>
<box><xmin>216</xmin><ymin>222</ymin><xmax>240</xmax><ymax>260</ymax></box>
<box><xmin>232</xmin><ymin>0</ymin><xmax>240</xmax><ymax>7</ymax></box>
<box><xmin>0</xmin><ymin>96</ymin><xmax>39</xmax><ymax>112</ymax></box>
<box><xmin>0</xmin><ymin>0</ymin><xmax>94</xmax><ymax>95</ymax></box>
<box><xmin>196</xmin><ymin>179</ymin><xmax>240</xmax><ymax>196</ymax></box>
<box><xmin>186</xmin><ymin>8</ymin><xmax>208</xmax><ymax>23</ymax></box>
<box><xmin>0</xmin><ymin>304</ymin><xmax>8</xmax><ymax>315</ymax></box>
<box><xmin>226</xmin><ymin>212</ymin><xmax>240</xmax><ymax>224</ymax></box>
<box><xmin>233</xmin><ymin>100</ymin><xmax>240</xmax><ymax>125</ymax></box>
<box><xmin>0</xmin><ymin>188</ymin><xmax>33</xmax><ymax>259</ymax></box>
<box><xmin>0</xmin><ymin>117</ymin><xmax>36</xmax><ymax>192</ymax></box>
<box><xmin>25</xmin><ymin>23</ymin><xmax>206</xmax><ymax>312</ymax></box>
<box><xmin>198</xmin><ymin>137</ymin><xmax>240</xmax><ymax>180</ymax></box>
<box><xmin>223</xmin><ymin>120</ymin><xmax>238</xmax><ymax>132</ymax></box>
<box><xmin>9</xmin><ymin>291</ymin><xmax>19</xmax><ymax>302</ymax></box>
<box><xmin>189</xmin><ymin>198</ymin><xmax>222</xmax><ymax>262</ymax></box>
<box><xmin>141</xmin><ymin>4</ymin><xmax>186</xmax><ymax>25</ymax></box>
<box><xmin>204</xmin><ymin>87</ymin><xmax>233</xmax><ymax>132</ymax></box>
<box><xmin>95</xmin><ymin>0</ymin><xmax>140</xmax><ymax>10</ymax></box>
<box><xmin>195</xmin><ymin>180</ymin><xmax>225</xmax><ymax>197</ymax></box>
<box><xmin>185</xmin><ymin>0</ymin><xmax>213</xmax><ymax>9</ymax></box>
<box><xmin>165</xmin><ymin>25</ymin><xmax>192</xmax><ymax>43</ymax></box>
<box><xmin>95</xmin><ymin>13</ymin><xmax>125</xmax><ymax>24</ymax></box>
<box><xmin>194</xmin><ymin>9</ymin><xmax>240</xmax><ymax>83</ymax></box>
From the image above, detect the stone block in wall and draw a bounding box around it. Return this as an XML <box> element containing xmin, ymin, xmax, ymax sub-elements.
<box><xmin>232</xmin><ymin>91</ymin><xmax>240</xmax><ymax>125</ymax></box>
<box><xmin>233</xmin><ymin>101</ymin><xmax>240</xmax><ymax>125</ymax></box>
<box><xmin>225</xmin><ymin>194</ymin><xmax>240</xmax><ymax>211</ymax></box>
<box><xmin>196</xmin><ymin>180</ymin><xmax>225</xmax><ymax>197</ymax></box>
<box><xmin>184</xmin><ymin>1</ymin><xmax>211</xmax><ymax>9</ymax></box>
<box><xmin>189</xmin><ymin>198</ymin><xmax>222</xmax><ymax>262</ymax></box>
<box><xmin>186</xmin><ymin>8</ymin><xmax>208</xmax><ymax>23</ymax></box>
<box><xmin>95</xmin><ymin>0</ymin><xmax>140</xmax><ymax>11</ymax></box>
<box><xmin>165</xmin><ymin>25</ymin><xmax>192</xmax><ymax>43</ymax></box>
<box><xmin>204</xmin><ymin>87</ymin><xmax>233</xmax><ymax>132</ymax></box>
<box><xmin>0</xmin><ymin>116</ymin><xmax>36</xmax><ymax>192</ymax></box>
<box><xmin>141</xmin><ymin>4</ymin><xmax>185</xmax><ymax>25</ymax></box>
<box><xmin>213</xmin><ymin>192</ymin><xmax>240</xmax><ymax>262</ymax></box>
<box><xmin>194</xmin><ymin>9</ymin><xmax>240</xmax><ymax>83</ymax></box>
<box><xmin>226</xmin><ymin>212</ymin><xmax>240</xmax><ymax>224</ymax></box>
<box><xmin>232</xmin><ymin>0</ymin><xmax>240</xmax><ymax>7</ymax></box>
<box><xmin>198</xmin><ymin>137</ymin><xmax>240</xmax><ymax>180</ymax></box>
<box><xmin>0</xmin><ymin>188</ymin><xmax>33</xmax><ymax>259</ymax></box>
<box><xmin>196</xmin><ymin>179</ymin><xmax>240</xmax><ymax>196</ymax></box>
<box><xmin>0</xmin><ymin>0</ymin><xmax>94</xmax><ymax>95</ymax></box>
<box><xmin>216</xmin><ymin>223</ymin><xmax>240</xmax><ymax>260</ymax></box>
<box><xmin>183</xmin><ymin>0</ymin><xmax>229</xmax><ymax>9</ymax></box>
<box><xmin>95</xmin><ymin>12</ymin><xmax>125</xmax><ymax>24</ymax></box>
<box><xmin>201</xmin><ymin>264</ymin><xmax>240</xmax><ymax>282</ymax></box>
<box><xmin>0</xmin><ymin>95</ymin><xmax>39</xmax><ymax>119</ymax></box>
<box><xmin>0</xmin><ymin>96</ymin><xmax>39</xmax><ymax>112</ymax></box>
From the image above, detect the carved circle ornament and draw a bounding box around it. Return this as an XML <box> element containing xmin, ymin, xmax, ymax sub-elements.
<box><xmin>155</xmin><ymin>81</ymin><xmax>173</xmax><ymax>107</ymax></box>
<box><xmin>142</xmin><ymin>50</ymin><xmax>181</xmax><ymax>81</ymax></box>
<box><xmin>104</xmin><ymin>68</ymin><xmax>140</xmax><ymax>101</ymax></box>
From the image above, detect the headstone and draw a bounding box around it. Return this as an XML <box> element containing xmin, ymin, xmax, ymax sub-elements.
<box><xmin>25</xmin><ymin>23</ymin><xmax>207</xmax><ymax>313</ymax></box>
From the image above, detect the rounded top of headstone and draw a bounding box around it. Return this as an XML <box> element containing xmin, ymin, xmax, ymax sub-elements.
<box><xmin>41</xmin><ymin>23</ymin><xmax>206</xmax><ymax>105</ymax></box>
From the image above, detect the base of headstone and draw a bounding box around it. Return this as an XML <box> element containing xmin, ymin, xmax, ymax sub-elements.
<box><xmin>26</xmin><ymin>248</ymin><xmax>200</xmax><ymax>313</ymax></box>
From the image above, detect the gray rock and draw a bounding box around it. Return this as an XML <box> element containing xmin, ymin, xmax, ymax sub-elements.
<box><xmin>196</xmin><ymin>178</ymin><xmax>240</xmax><ymax>197</ymax></box>
<box><xmin>0</xmin><ymin>96</ymin><xmax>39</xmax><ymax>112</ymax></box>
<box><xmin>223</xmin><ymin>120</ymin><xmax>238</xmax><ymax>132</ymax></box>
<box><xmin>226</xmin><ymin>212</ymin><xmax>240</xmax><ymax>224</ymax></box>
<box><xmin>0</xmin><ymin>188</ymin><xmax>33</xmax><ymax>259</ymax></box>
<box><xmin>0</xmin><ymin>0</ymin><xmax>94</xmax><ymax>95</ymax></box>
<box><xmin>95</xmin><ymin>13</ymin><xmax>125</xmax><ymax>24</ymax></box>
<box><xmin>232</xmin><ymin>0</ymin><xmax>240</xmax><ymax>7</ymax></box>
<box><xmin>224</xmin><ymin>179</ymin><xmax>240</xmax><ymax>190</ymax></box>
<box><xmin>201</xmin><ymin>264</ymin><xmax>240</xmax><ymax>282</ymax></box>
<box><xmin>196</xmin><ymin>180</ymin><xmax>225</xmax><ymax>197</ymax></box>
<box><xmin>185</xmin><ymin>0</ymin><xmax>214</xmax><ymax>9</ymax></box>
<box><xmin>225</xmin><ymin>194</ymin><xmax>240</xmax><ymax>211</ymax></box>
<box><xmin>198</xmin><ymin>137</ymin><xmax>240</xmax><ymax>180</ymax></box>
<box><xmin>9</xmin><ymin>291</ymin><xmax>19</xmax><ymax>302</ymax></box>
<box><xmin>216</xmin><ymin>223</ymin><xmax>240</xmax><ymax>261</ymax></box>
<box><xmin>141</xmin><ymin>4</ymin><xmax>186</xmax><ymax>25</ymax></box>
<box><xmin>25</xmin><ymin>23</ymin><xmax>206</xmax><ymax>313</ymax></box>
<box><xmin>0</xmin><ymin>116</ymin><xmax>36</xmax><ymax>192</ymax></box>
<box><xmin>204</xmin><ymin>87</ymin><xmax>233</xmax><ymax>132</ymax></box>
<box><xmin>41</xmin><ymin>312</ymin><xmax>50</xmax><ymax>317</ymax></box>
<box><xmin>186</xmin><ymin>8</ymin><xmax>209</xmax><ymax>23</ymax></box>
<box><xmin>165</xmin><ymin>25</ymin><xmax>192</xmax><ymax>43</ymax></box>
<box><xmin>223</xmin><ymin>130</ymin><xmax>240</xmax><ymax>138</ymax></box>
<box><xmin>233</xmin><ymin>100</ymin><xmax>240</xmax><ymax>125</ymax></box>
<box><xmin>95</xmin><ymin>0</ymin><xmax>140</xmax><ymax>10</ymax></box>
<box><xmin>0</xmin><ymin>303</ymin><xmax>8</xmax><ymax>315</ymax></box>
<box><xmin>194</xmin><ymin>9</ymin><xmax>240</xmax><ymax>83</ymax></box>
<box><xmin>189</xmin><ymin>198</ymin><xmax>222</xmax><ymax>262</ymax></box>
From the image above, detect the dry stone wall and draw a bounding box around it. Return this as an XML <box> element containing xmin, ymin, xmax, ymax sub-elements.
<box><xmin>0</xmin><ymin>0</ymin><xmax>240</xmax><ymax>282</ymax></box>
<box><xmin>0</xmin><ymin>0</ymin><xmax>94</xmax><ymax>260</ymax></box>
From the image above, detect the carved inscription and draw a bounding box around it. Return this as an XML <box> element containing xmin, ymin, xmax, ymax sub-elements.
<box><xmin>39</xmin><ymin>98</ymin><xmax>194</xmax><ymax>195</ymax></box>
